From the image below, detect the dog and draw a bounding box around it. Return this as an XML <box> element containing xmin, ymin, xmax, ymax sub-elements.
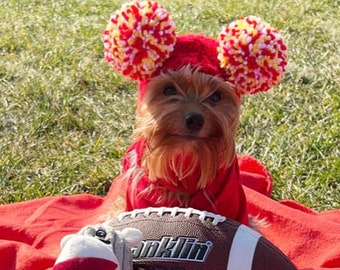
<box><xmin>121</xmin><ymin>65</ymin><xmax>249</xmax><ymax>225</ymax></box>
<box><xmin>103</xmin><ymin>1</ymin><xmax>287</xmax><ymax>227</ymax></box>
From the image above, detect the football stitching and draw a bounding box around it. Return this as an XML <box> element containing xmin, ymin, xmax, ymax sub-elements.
<box><xmin>117</xmin><ymin>207</ymin><xmax>227</xmax><ymax>225</ymax></box>
<box><xmin>113</xmin><ymin>207</ymin><xmax>243</xmax><ymax>235</ymax></box>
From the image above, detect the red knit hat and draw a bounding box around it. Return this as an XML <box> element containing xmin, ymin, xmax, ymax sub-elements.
<box><xmin>156</xmin><ymin>34</ymin><xmax>224</xmax><ymax>78</ymax></box>
<box><xmin>137</xmin><ymin>34</ymin><xmax>225</xmax><ymax>101</ymax></box>
<box><xmin>103</xmin><ymin>1</ymin><xmax>287</xmax><ymax>96</ymax></box>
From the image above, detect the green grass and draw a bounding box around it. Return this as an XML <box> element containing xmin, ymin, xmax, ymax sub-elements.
<box><xmin>0</xmin><ymin>0</ymin><xmax>339</xmax><ymax>211</ymax></box>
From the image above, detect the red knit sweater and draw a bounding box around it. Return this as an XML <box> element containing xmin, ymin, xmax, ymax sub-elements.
<box><xmin>122</xmin><ymin>140</ymin><xmax>249</xmax><ymax>225</ymax></box>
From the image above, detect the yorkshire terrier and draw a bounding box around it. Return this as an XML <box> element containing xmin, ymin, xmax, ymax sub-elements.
<box><xmin>134</xmin><ymin>66</ymin><xmax>239</xmax><ymax>187</ymax></box>
<box><xmin>121</xmin><ymin>65</ymin><xmax>249</xmax><ymax>225</ymax></box>
<box><xmin>104</xmin><ymin>1</ymin><xmax>287</xmax><ymax>227</ymax></box>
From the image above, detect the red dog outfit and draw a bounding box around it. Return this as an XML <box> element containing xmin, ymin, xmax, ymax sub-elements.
<box><xmin>123</xmin><ymin>140</ymin><xmax>249</xmax><ymax>225</ymax></box>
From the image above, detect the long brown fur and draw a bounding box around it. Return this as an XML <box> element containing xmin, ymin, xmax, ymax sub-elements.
<box><xmin>131</xmin><ymin>66</ymin><xmax>240</xmax><ymax>198</ymax></box>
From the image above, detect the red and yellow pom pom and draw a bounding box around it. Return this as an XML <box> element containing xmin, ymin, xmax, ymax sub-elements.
<box><xmin>218</xmin><ymin>16</ymin><xmax>287</xmax><ymax>95</ymax></box>
<box><xmin>103</xmin><ymin>1</ymin><xmax>176</xmax><ymax>81</ymax></box>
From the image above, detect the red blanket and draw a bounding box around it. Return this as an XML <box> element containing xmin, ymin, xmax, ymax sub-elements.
<box><xmin>0</xmin><ymin>156</ymin><xmax>339</xmax><ymax>270</ymax></box>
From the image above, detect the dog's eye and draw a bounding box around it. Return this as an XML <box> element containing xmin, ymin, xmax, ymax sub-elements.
<box><xmin>163</xmin><ymin>86</ymin><xmax>177</xmax><ymax>96</ymax></box>
<box><xmin>209</xmin><ymin>91</ymin><xmax>221</xmax><ymax>102</ymax></box>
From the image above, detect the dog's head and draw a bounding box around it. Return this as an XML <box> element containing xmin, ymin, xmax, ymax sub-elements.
<box><xmin>134</xmin><ymin>65</ymin><xmax>240</xmax><ymax>190</ymax></box>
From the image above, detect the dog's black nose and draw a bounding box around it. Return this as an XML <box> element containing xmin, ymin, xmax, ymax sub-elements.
<box><xmin>184</xmin><ymin>113</ymin><xmax>204</xmax><ymax>131</ymax></box>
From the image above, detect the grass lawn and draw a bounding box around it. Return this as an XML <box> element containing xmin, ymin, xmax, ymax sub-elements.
<box><xmin>0</xmin><ymin>0</ymin><xmax>339</xmax><ymax>211</ymax></box>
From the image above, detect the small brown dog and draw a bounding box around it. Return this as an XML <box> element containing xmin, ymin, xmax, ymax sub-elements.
<box><xmin>103</xmin><ymin>1</ymin><xmax>287</xmax><ymax>226</ymax></box>
<box><xmin>135</xmin><ymin>66</ymin><xmax>239</xmax><ymax>185</ymax></box>
<box><xmin>121</xmin><ymin>65</ymin><xmax>249</xmax><ymax>225</ymax></box>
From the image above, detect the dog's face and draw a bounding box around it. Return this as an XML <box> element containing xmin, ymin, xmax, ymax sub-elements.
<box><xmin>134</xmin><ymin>65</ymin><xmax>240</xmax><ymax>191</ymax></box>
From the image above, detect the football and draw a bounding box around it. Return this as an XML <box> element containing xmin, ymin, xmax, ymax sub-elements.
<box><xmin>109</xmin><ymin>207</ymin><xmax>296</xmax><ymax>270</ymax></box>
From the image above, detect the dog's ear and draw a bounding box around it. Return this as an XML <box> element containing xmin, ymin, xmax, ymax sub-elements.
<box><xmin>217</xmin><ymin>16</ymin><xmax>287</xmax><ymax>96</ymax></box>
<box><xmin>103</xmin><ymin>1</ymin><xmax>176</xmax><ymax>81</ymax></box>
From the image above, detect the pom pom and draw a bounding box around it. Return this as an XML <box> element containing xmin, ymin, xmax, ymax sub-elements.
<box><xmin>217</xmin><ymin>16</ymin><xmax>287</xmax><ymax>95</ymax></box>
<box><xmin>103</xmin><ymin>1</ymin><xmax>176</xmax><ymax>81</ymax></box>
